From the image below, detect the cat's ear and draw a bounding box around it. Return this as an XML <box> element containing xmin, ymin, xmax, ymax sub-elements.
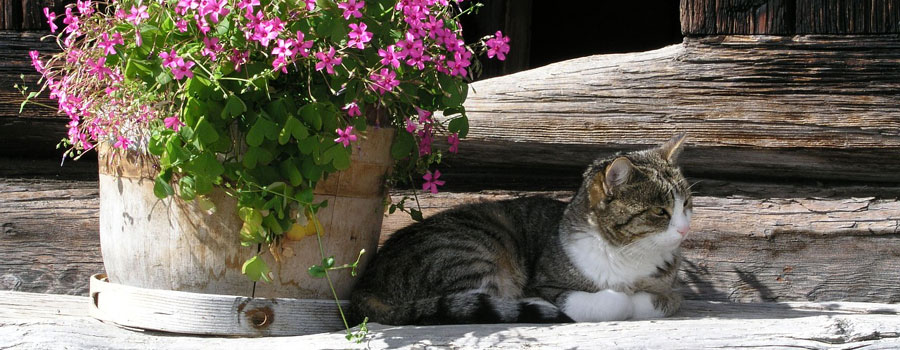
<box><xmin>657</xmin><ymin>133</ymin><xmax>687</xmax><ymax>164</ymax></box>
<box><xmin>588</xmin><ymin>157</ymin><xmax>633</xmax><ymax>204</ymax></box>
<box><xmin>604</xmin><ymin>157</ymin><xmax>633</xmax><ymax>193</ymax></box>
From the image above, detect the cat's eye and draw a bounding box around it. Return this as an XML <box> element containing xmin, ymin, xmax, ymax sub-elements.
<box><xmin>652</xmin><ymin>207</ymin><xmax>670</xmax><ymax>218</ymax></box>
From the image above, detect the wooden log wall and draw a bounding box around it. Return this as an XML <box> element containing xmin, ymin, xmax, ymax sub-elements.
<box><xmin>681</xmin><ymin>0</ymin><xmax>900</xmax><ymax>34</ymax></box>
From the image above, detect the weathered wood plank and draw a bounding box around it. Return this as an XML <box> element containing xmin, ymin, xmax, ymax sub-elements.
<box><xmin>680</xmin><ymin>0</ymin><xmax>795</xmax><ymax>35</ymax></box>
<box><xmin>796</xmin><ymin>0</ymin><xmax>900</xmax><ymax>34</ymax></box>
<box><xmin>0</xmin><ymin>31</ymin><xmax>61</xmax><ymax>121</ymax></box>
<box><xmin>2</xmin><ymin>172</ymin><xmax>899</xmax><ymax>303</ymax></box>
<box><xmin>0</xmin><ymin>177</ymin><xmax>100</xmax><ymax>295</ymax></box>
<box><xmin>0</xmin><ymin>1</ymin><xmax>73</xmax><ymax>30</ymax></box>
<box><xmin>455</xmin><ymin>35</ymin><xmax>900</xmax><ymax>183</ymax></box>
<box><xmin>681</xmin><ymin>0</ymin><xmax>900</xmax><ymax>35</ymax></box>
<box><xmin>2</xmin><ymin>291</ymin><xmax>900</xmax><ymax>349</ymax></box>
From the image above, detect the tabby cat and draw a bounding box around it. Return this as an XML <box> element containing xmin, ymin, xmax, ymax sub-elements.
<box><xmin>349</xmin><ymin>134</ymin><xmax>693</xmax><ymax>325</ymax></box>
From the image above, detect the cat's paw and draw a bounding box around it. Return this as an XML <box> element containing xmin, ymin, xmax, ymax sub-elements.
<box><xmin>630</xmin><ymin>292</ymin><xmax>665</xmax><ymax>320</ymax></box>
<box><xmin>562</xmin><ymin>290</ymin><xmax>633</xmax><ymax>322</ymax></box>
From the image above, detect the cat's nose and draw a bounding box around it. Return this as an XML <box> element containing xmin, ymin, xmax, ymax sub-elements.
<box><xmin>677</xmin><ymin>225</ymin><xmax>690</xmax><ymax>236</ymax></box>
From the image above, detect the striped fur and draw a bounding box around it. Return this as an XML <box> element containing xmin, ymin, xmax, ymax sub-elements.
<box><xmin>349</xmin><ymin>135</ymin><xmax>692</xmax><ymax>325</ymax></box>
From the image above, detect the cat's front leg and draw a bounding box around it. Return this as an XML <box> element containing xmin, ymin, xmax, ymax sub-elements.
<box><xmin>631</xmin><ymin>289</ymin><xmax>682</xmax><ymax>319</ymax></box>
<box><xmin>560</xmin><ymin>290</ymin><xmax>634</xmax><ymax>322</ymax></box>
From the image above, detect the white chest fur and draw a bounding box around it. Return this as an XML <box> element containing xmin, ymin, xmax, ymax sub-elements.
<box><xmin>563</xmin><ymin>231</ymin><xmax>673</xmax><ymax>290</ymax></box>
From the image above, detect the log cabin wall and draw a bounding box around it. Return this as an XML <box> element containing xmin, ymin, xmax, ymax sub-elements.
<box><xmin>1</xmin><ymin>1</ymin><xmax>899</xmax><ymax>303</ymax></box>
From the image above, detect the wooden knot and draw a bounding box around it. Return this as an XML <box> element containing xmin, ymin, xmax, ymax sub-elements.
<box><xmin>246</xmin><ymin>307</ymin><xmax>274</xmax><ymax>329</ymax></box>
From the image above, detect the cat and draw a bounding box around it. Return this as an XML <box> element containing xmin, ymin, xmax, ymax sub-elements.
<box><xmin>349</xmin><ymin>134</ymin><xmax>692</xmax><ymax>325</ymax></box>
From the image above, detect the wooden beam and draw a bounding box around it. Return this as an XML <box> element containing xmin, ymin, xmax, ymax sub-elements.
<box><xmin>681</xmin><ymin>0</ymin><xmax>900</xmax><ymax>35</ymax></box>
<box><xmin>796</xmin><ymin>0</ymin><xmax>900</xmax><ymax>34</ymax></box>
<box><xmin>680</xmin><ymin>0</ymin><xmax>795</xmax><ymax>35</ymax></box>
<box><xmin>2</xmin><ymin>290</ymin><xmax>900</xmax><ymax>348</ymax></box>
<box><xmin>456</xmin><ymin>35</ymin><xmax>900</xmax><ymax>183</ymax></box>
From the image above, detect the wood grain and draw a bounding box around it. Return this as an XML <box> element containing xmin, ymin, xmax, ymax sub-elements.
<box><xmin>2</xmin><ymin>290</ymin><xmax>900</xmax><ymax>349</ymax></box>
<box><xmin>0</xmin><ymin>177</ymin><xmax>100</xmax><ymax>295</ymax></box>
<box><xmin>89</xmin><ymin>274</ymin><xmax>349</xmax><ymax>336</ymax></box>
<box><xmin>681</xmin><ymin>0</ymin><xmax>900</xmax><ymax>35</ymax></box>
<box><xmin>796</xmin><ymin>0</ymin><xmax>900</xmax><ymax>34</ymax></box>
<box><xmin>455</xmin><ymin>35</ymin><xmax>900</xmax><ymax>183</ymax></box>
<box><xmin>0</xmin><ymin>0</ymin><xmax>73</xmax><ymax>30</ymax></box>
<box><xmin>681</xmin><ymin>0</ymin><xmax>795</xmax><ymax>35</ymax></box>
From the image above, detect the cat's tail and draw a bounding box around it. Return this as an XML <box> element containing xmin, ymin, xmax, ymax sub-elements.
<box><xmin>349</xmin><ymin>291</ymin><xmax>574</xmax><ymax>326</ymax></box>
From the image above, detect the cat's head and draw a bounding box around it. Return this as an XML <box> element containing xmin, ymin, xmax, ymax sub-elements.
<box><xmin>574</xmin><ymin>134</ymin><xmax>692</xmax><ymax>249</ymax></box>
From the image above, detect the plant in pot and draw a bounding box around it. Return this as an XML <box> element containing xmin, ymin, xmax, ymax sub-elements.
<box><xmin>24</xmin><ymin>0</ymin><xmax>510</xmax><ymax>338</ymax></box>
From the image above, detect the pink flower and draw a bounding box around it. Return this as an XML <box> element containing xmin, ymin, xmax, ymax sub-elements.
<box><xmin>43</xmin><ymin>7</ymin><xmax>58</xmax><ymax>32</ymax></box>
<box><xmin>98</xmin><ymin>33</ymin><xmax>123</xmax><ymax>55</ymax></box>
<box><xmin>447</xmin><ymin>133</ymin><xmax>459</xmax><ymax>153</ymax></box>
<box><xmin>347</xmin><ymin>22</ymin><xmax>373</xmax><ymax>49</ymax></box>
<box><xmin>422</xmin><ymin>170</ymin><xmax>445</xmax><ymax>194</ymax></box>
<box><xmin>28</xmin><ymin>51</ymin><xmax>44</xmax><ymax>74</ymax></box>
<box><xmin>337</xmin><ymin>0</ymin><xmax>364</xmax><ymax>20</ymax></box>
<box><xmin>343</xmin><ymin>102</ymin><xmax>361</xmax><ymax>117</ymax></box>
<box><xmin>202</xmin><ymin>37</ymin><xmax>222</xmax><ymax>60</ymax></box>
<box><xmin>314</xmin><ymin>47</ymin><xmax>342</xmax><ymax>75</ymax></box>
<box><xmin>63</xmin><ymin>8</ymin><xmax>79</xmax><ymax>33</ymax></box>
<box><xmin>418</xmin><ymin>128</ymin><xmax>432</xmax><ymax>156</ymax></box>
<box><xmin>303</xmin><ymin>0</ymin><xmax>316</xmax><ymax>10</ymax></box>
<box><xmin>368</xmin><ymin>68</ymin><xmax>399</xmax><ymax>95</ymax></box>
<box><xmin>334</xmin><ymin>126</ymin><xmax>357</xmax><ymax>147</ymax></box>
<box><xmin>159</xmin><ymin>49</ymin><xmax>178</xmax><ymax>68</ymax></box>
<box><xmin>164</xmin><ymin>115</ymin><xmax>184</xmax><ymax>131</ymax></box>
<box><xmin>171</xmin><ymin>58</ymin><xmax>195</xmax><ymax>80</ymax></box>
<box><xmin>415</xmin><ymin>107</ymin><xmax>432</xmax><ymax>121</ymax></box>
<box><xmin>87</xmin><ymin>57</ymin><xmax>112</xmax><ymax>80</ymax></box>
<box><xmin>237</xmin><ymin>0</ymin><xmax>259</xmax><ymax>11</ymax></box>
<box><xmin>378</xmin><ymin>45</ymin><xmax>401</xmax><ymax>69</ymax></box>
<box><xmin>272</xmin><ymin>38</ymin><xmax>293</xmax><ymax>58</ymax></box>
<box><xmin>76</xmin><ymin>0</ymin><xmax>93</xmax><ymax>16</ymax></box>
<box><xmin>448</xmin><ymin>50</ymin><xmax>471</xmax><ymax>77</ymax></box>
<box><xmin>404</xmin><ymin>118</ymin><xmax>417</xmax><ymax>133</ymax></box>
<box><xmin>230</xmin><ymin>49</ymin><xmax>250</xmax><ymax>71</ymax></box>
<box><xmin>251</xmin><ymin>15</ymin><xmax>284</xmax><ymax>47</ymax></box>
<box><xmin>485</xmin><ymin>30</ymin><xmax>511</xmax><ymax>61</ymax></box>
<box><xmin>201</xmin><ymin>0</ymin><xmax>229</xmax><ymax>23</ymax></box>
<box><xmin>293</xmin><ymin>31</ymin><xmax>314</xmax><ymax>57</ymax></box>
<box><xmin>175</xmin><ymin>19</ymin><xmax>188</xmax><ymax>32</ymax></box>
<box><xmin>126</xmin><ymin>5</ymin><xmax>149</xmax><ymax>26</ymax></box>
<box><xmin>114</xmin><ymin>135</ymin><xmax>131</xmax><ymax>150</ymax></box>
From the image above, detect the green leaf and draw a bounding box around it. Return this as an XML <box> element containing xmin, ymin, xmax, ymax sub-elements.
<box><xmin>439</xmin><ymin>76</ymin><xmax>468</xmax><ymax>107</ymax></box>
<box><xmin>297</xmin><ymin>136</ymin><xmax>318</xmax><ymax>154</ymax></box>
<box><xmin>295</xmin><ymin>188</ymin><xmax>314</xmax><ymax>204</ymax></box>
<box><xmin>239</xmin><ymin>207</ymin><xmax>263</xmax><ymax>226</ymax></box>
<box><xmin>307</xmin><ymin>264</ymin><xmax>326</xmax><ymax>278</ymax></box>
<box><xmin>247</xmin><ymin>118</ymin><xmax>276</xmax><ymax>147</ymax></box>
<box><xmin>299</xmin><ymin>104</ymin><xmax>323</xmax><ymax>130</ymax></box>
<box><xmin>327</xmin><ymin>145</ymin><xmax>351</xmax><ymax>170</ymax></box>
<box><xmin>391</xmin><ymin>131</ymin><xmax>415</xmax><ymax>160</ymax></box>
<box><xmin>179</xmin><ymin>176</ymin><xmax>197</xmax><ymax>200</ymax></box>
<box><xmin>448</xmin><ymin>115</ymin><xmax>469</xmax><ymax>138</ymax></box>
<box><xmin>279</xmin><ymin>159</ymin><xmax>304</xmax><ymax>186</ymax></box>
<box><xmin>278</xmin><ymin>117</ymin><xmax>305</xmax><ymax>145</ymax></box>
<box><xmin>191</xmin><ymin>151</ymin><xmax>225</xmax><ymax>177</ymax></box>
<box><xmin>300</xmin><ymin>158</ymin><xmax>323</xmax><ymax>182</ymax></box>
<box><xmin>148</xmin><ymin>133</ymin><xmax>166</xmax><ymax>156</ymax></box>
<box><xmin>195</xmin><ymin>117</ymin><xmax>220</xmax><ymax>145</ymax></box>
<box><xmin>291</xmin><ymin>118</ymin><xmax>309</xmax><ymax>140</ymax></box>
<box><xmin>410</xmin><ymin>209</ymin><xmax>424</xmax><ymax>222</ymax></box>
<box><xmin>222</xmin><ymin>94</ymin><xmax>247</xmax><ymax>119</ymax></box>
<box><xmin>243</xmin><ymin>147</ymin><xmax>273</xmax><ymax>168</ymax></box>
<box><xmin>153</xmin><ymin>175</ymin><xmax>174</xmax><ymax>199</ymax></box>
<box><xmin>242</xmin><ymin>255</ymin><xmax>272</xmax><ymax>282</ymax></box>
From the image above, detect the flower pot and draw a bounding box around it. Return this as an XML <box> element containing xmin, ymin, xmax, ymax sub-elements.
<box><xmin>93</xmin><ymin>127</ymin><xmax>394</xmax><ymax>335</ymax></box>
